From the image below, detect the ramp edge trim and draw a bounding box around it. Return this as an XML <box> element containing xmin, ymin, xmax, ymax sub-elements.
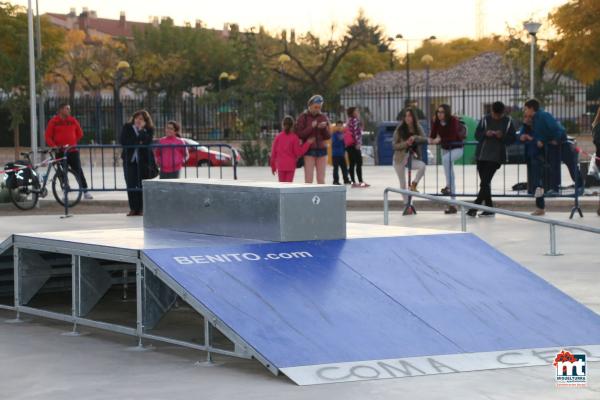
<box><xmin>280</xmin><ymin>344</ymin><xmax>600</xmax><ymax>385</ymax></box>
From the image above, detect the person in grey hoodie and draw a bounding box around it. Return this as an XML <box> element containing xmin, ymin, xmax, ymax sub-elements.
<box><xmin>467</xmin><ymin>101</ymin><xmax>516</xmax><ymax>217</ymax></box>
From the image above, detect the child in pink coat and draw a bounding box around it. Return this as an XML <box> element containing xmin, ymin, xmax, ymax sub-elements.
<box><xmin>270</xmin><ymin>116</ymin><xmax>315</xmax><ymax>182</ymax></box>
<box><xmin>154</xmin><ymin>120</ymin><xmax>188</xmax><ymax>179</ymax></box>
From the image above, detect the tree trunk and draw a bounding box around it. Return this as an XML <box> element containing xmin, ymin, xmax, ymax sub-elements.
<box><xmin>69</xmin><ymin>79</ymin><xmax>77</xmax><ymax>106</ymax></box>
<box><xmin>13</xmin><ymin>125</ymin><xmax>20</xmax><ymax>161</ymax></box>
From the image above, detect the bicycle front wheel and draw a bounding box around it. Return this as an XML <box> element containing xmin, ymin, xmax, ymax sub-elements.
<box><xmin>9</xmin><ymin>179</ymin><xmax>40</xmax><ymax>210</ymax></box>
<box><xmin>52</xmin><ymin>168</ymin><xmax>83</xmax><ymax>207</ymax></box>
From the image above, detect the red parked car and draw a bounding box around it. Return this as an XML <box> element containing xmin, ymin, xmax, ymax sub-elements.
<box><xmin>180</xmin><ymin>138</ymin><xmax>240</xmax><ymax>167</ymax></box>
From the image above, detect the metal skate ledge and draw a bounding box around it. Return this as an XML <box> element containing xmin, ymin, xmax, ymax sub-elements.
<box><xmin>143</xmin><ymin>179</ymin><xmax>347</xmax><ymax>242</ymax></box>
<box><xmin>281</xmin><ymin>345</ymin><xmax>600</xmax><ymax>385</ymax></box>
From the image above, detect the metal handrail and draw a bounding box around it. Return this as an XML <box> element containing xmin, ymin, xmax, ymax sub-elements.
<box><xmin>383</xmin><ymin>187</ymin><xmax>600</xmax><ymax>256</ymax></box>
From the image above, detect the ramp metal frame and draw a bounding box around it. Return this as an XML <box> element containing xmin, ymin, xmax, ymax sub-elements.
<box><xmin>2</xmin><ymin>235</ymin><xmax>271</xmax><ymax>374</ymax></box>
<box><xmin>0</xmin><ymin>236</ymin><xmax>14</xmax><ymax>311</ymax></box>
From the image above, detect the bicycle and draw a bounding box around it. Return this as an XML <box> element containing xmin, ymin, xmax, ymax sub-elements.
<box><xmin>2</xmin><ymin>148</ymin><xmax>83</xmax><ymax>210</ymax></box>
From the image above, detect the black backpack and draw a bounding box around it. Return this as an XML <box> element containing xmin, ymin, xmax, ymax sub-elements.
<box><xmin>3</xmin><ymin>161</ymin><xmax>33</xmax><ymax>189</ymax></box>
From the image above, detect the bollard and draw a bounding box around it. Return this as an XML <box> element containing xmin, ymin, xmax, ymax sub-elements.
<box><xmin>546</xmin><ymin>223</ymin><xmax>563</xmax><ymax>256</ymax></box>
<box><xmin>384</xmin><ymin>190</ymin><xmax>389</xmax><ymax>225</ymax></box>
<box><xmin>460</xmin><ymin>205</ymin><xmax>467</xmax><ymax>232</ymax></box>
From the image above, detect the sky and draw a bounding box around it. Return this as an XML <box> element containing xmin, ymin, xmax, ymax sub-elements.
<box><xmin>15</xmin><ymin>0</ymin><xmax>567</xmax><ymax>49</ymax></box>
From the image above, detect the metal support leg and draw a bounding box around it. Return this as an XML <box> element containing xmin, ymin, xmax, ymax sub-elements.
<box><xmin>60</xmin><ymin>155</ymin><xmax>73</xmax><ymax>219</ymax></box>
<box><xmin>62</xmin><ymin>255</ymin><xmax>81</xmax><ymax>336</ymax></box>
<box><xmin>402</xmin><ymin>155</ymin><xmax>417</xmax><ymax>216</ymax></box>
<box><xmin>6</xmin><ymin>250</ymin><xmax>23</xmax><ymax>323</ymax></box>
<box><xmin>383</xmin><ymin>190</ymin><xmax>389</xmax><ymax>225</ymax></box>
<box><xmin>205</xmin><ymin>317</ymin><xmax>213</xmax><ymax>363</ymax></box>
<box><xmin>127</xmin><ymin>262</ymin><xmax>150</xmax><ymax>351</ymax></box>
<box><xmin>9</xmin><ymin>248</ymin><xmax>51</xmax><ymax>323</ymax></box>
<box><xmin>545</xmin><ymin>224</ymin><xmax>563</xmax><ymax>256</ymax></box>
<box><xmin>122</xmin><ymin>269</ymin><xmax>128</xmax><ymax>301</ymax></box>
<box><xmin>136</xmin><ymin>262</ymin><xmax>143</xmax><ymax>345</ymax></box>
<box><xmin>195</xmin><ymin>317</ymin><xmax>216</xmax><ymax>366</ymax></box>
<box><xmin>460</xmin><ymin>206</ymin><xmax>467</xmax><ymax>232</ymax></box>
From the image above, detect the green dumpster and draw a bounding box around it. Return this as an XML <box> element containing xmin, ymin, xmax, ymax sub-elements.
<box><xmin>455</xmin><ymin>115</ymin><xmax>478</xmax><ymax>165</ymax></box>
<box><xmin>435</xmin><ymin>115</ymin><xmax>478</xmax><ymax>165</ymax></box>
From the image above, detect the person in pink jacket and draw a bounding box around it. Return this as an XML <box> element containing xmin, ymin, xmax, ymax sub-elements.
<box><xmin>271</xmin><ymin>116</ymin><xmax>315</xmax><ymax>182</ymax></box>
<box><xmin>154</xmin><ymin>120</ymin><xmax>188</xmax><ymax>179</ymax></box>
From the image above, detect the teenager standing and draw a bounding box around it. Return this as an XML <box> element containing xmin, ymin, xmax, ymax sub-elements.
<box><xmin>120</xmin><ymin>110</ymin><xmax>156</xmax><ymax>216</ymax></box>
<box><xmin>296</xmin><ymin>95</ymin><xmax>331</xmax><ymax>184</ymax></box>
<box><xmin>430</xmin><ymin>104</ymin><xmax>464</xmax><ymax>213</ymax></box>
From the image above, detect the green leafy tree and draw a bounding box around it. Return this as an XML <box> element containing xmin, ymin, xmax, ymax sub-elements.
<box><xmin>130</xmin><ymin>18</ymin><xmax>236</xmax><ymax>97</ymax></box>
<box><xmin>262</xmin><ymin>11</ymin><xmax>385</xmax><ymax>107</ymax></box>
<box><xmin>549</xmin><ymin>0</ymin><xmax>600</xmax><ymax>84</ymax></box>
<box><xmin>0</xmin><ymin>2</ymin><xmax>63</xmax><ymax>156</ymax></box>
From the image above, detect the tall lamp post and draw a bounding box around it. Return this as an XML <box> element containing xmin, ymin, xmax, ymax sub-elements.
<box><xmin>395</xmin><ymin>35</ymin><xmax>436</xmax><ymax>106</ymax></box>
<box><xmin>26</xmin><ymin>0</ymin><xmax>38</xmax><ymax>162</ymax></box>
<box><xmin>357</xmin><ymin>72</ymin><xmax>373</xmax><ymax>118</ymax></box>
<box><xmin>523</xmin><ymin>20</ymin><xmax>541</xmax><ymax>99</ymax></box>
<box><xmin>505</xmin><ymin>48</ymin><xmax>520</xmax><ymax>110</ymax></box>
<box><xmin>278</xmin><ymin>54</ymin><xmax>291</xmax><ymax>120</ymax></box>
<box><xmin>113</xmin><ymin>61</ymin><xmax>130</xmax><ymax>141</ymax></box>
<box><xmin>421</xmin><ymin>54</ymin><xmax>434</xmax><ymax>131</ymax></box>
<box><xmin>35</xmin><ymin>0</ymin><xmax>45</xmax><ymax>148</ymax></box>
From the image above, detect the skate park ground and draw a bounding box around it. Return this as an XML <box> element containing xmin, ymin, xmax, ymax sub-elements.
<box><xmin>0</xmin><ymin>209</ymin><xmax>598</xmax><ymax>399</ymax></box>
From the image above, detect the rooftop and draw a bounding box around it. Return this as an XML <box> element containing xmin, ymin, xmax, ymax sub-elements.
<box><xmin>343</xmin><ymin>52</ymin><xmax>583</xmax><ymax>91</ymax></box>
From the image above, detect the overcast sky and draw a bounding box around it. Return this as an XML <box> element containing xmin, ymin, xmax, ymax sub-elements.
<box><xmin>15</xmin><ymin>0</ymin><xmax>567</xmax><ymax>49</ymax></box>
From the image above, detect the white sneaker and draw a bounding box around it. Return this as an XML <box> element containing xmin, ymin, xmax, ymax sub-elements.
<box><xmin>83</xmin><ymin>192</ymin><xmax>94</xmax><ymax>200</ymax></box>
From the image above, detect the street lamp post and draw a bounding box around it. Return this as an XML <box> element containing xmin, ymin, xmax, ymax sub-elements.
<box><xmin>421</xmin><ymin>54</ymin><xmax>434</xmax><ymax>131</ymax></box>
<box><xmin>278</xmin><ymin>54</ymin><xmax>291</xmax><ymax>121</ymax></box>
<box><xmin>35</xmin><ymin>0</ymin><xmax>45</xmax><ymax>148</ymax></box>
<box><xmin>396</xmin><ymin>35</ymin><xmax>436</xmax><ymax>106</ymax></box>
<box><xmin>27</xmin><ymin>0</ymin><xmax>38</xmax><ymax>162</ymax></box>
<box><xmin>505</xmin><ymin>48</ymin><xmax>520</xmax><ymax>110</ymax></box>
<box><xmin>523</xmin><ymin>21</ymin><xmax>541</xmax><ymax>99</ymax></box>
<box><xmin>113</xmin><ymin>61</ymin><xmax>130</xmax><ymax>141</ymax></box>
<box><xmin>386</xmin><ymin>37</ymin><xmax>396</xmax><ymax>71</ymax></box>
<box><xmin>357</xmin><ymin>72</ymin><xmax>373</xmax><ymax>117</ymax></box>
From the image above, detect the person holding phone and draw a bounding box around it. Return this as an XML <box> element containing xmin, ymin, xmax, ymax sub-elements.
<box><xmin>296</xmin><ymin>95</ymin><xmax>331</xmax><ymax>184</ymax></box>
<box><xmin>120</xmin><ymin>109</ymin><xmax>156</xmax><ymax>216</ymax></box>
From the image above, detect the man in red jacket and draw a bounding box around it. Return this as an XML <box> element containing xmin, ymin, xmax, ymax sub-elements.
<box><xmin>45</xmin><ymin>103</ymin><xmax>92</xmax><ymax>199</ymax></box>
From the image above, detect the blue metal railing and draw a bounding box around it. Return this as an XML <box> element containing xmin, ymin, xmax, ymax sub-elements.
<box><xmin>383</xmin><ymin>187</ymin><xmax>600</xmax><ymax>256</ymax></box>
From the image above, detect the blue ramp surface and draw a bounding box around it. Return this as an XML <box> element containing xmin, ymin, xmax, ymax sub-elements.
<box><xmin>142</xmin><ymin>234</ymin><xmax>600</xmax><ymax>370</ymax></box>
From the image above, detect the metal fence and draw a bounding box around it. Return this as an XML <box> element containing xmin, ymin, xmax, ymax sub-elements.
<box><xmin>2</xmin><ymin>82</ymin><xmax>597</xmax><ymax>147</ymax></box>
<box><xmin>41</xmin><ymin>95</ymin><xmax>294</xmax><ymax>144</ymax></box>
<box><xmin>339</xmin><ymin>82</ymin><xmax>595</xmax><ymax>133</ymax></box>
<box><xmin>57</xmin><ymin>143</ymin><xmax>238</xmax><ymax>216</ymax></box>
<box><xmin>74</xmin><ymin>142</ymin><xmax>238</xmax><ymax>188</ymax></box>
<box><xmin>391</xmin><ymin>141</ymin><xmax>587</xmax><ymax>202</ymax></box>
